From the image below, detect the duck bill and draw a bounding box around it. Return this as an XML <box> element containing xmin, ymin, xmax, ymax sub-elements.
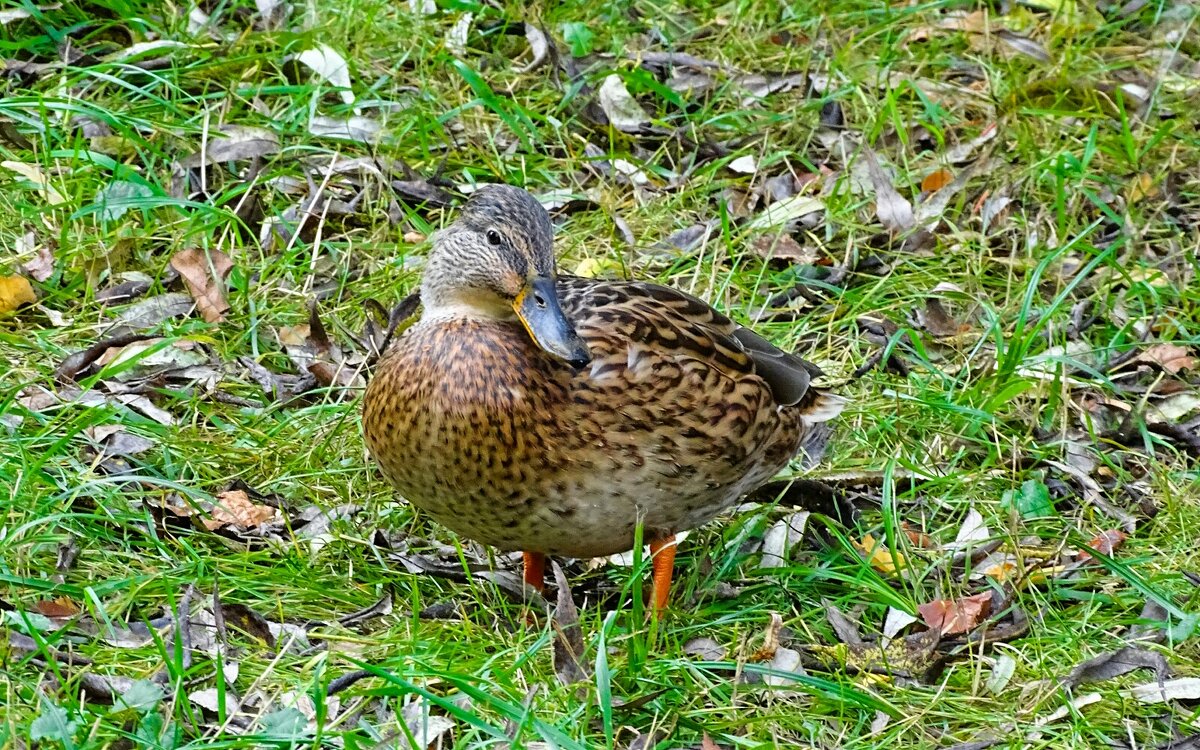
<box><xmin>514</xmin><ymin>277</ymin><xmax>592</xmax><ymax>368</ymax></box>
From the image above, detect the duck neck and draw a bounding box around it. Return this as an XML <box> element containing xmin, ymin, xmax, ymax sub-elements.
<box><xmin>420</xmin><ymin>265</ymin><xmax>517</xmax><ymax>324</ymax></box>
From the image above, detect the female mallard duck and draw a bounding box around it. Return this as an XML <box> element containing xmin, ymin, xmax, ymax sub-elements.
<box><xmin>363</xmin><ymin>185</ymin><xmax>843</xmax><ymax>611</ymax></box>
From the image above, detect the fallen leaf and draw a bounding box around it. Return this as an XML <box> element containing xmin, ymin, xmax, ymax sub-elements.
<box><xmin>202</xmin><ymin>489</ymin><xmax>278</xmax><ymax>530</ymax></box>
<box><xmin>1127</xmin><ymin>173</ymin><xmax>1157</xmax><ymax>204</ymax></box>
<box><xmin>1134</xmin><ymin>343</ymin><xmax>1196</xmax><ymax>375</ymax></box>
<box><xmin>598</xmin><ymin>74</ymin><xmax>649</xmax><ymax>132</ymax></box>
<box><xmin>745</xmin><ymin>195</ymin><xmax>825</xmax><ymax>230</ymax></box>
<box><xmin>751</xmin><ymin>612</ymin><xmax>784</xmax><ymax>661</ymax></box>
<box><xmin>295</xmin><ymin>45</ymin><xmax>355</xmax><ymax>106</ymax></box>
<box><xmin>220</xmin><ymin>602</ymin><xmax>276</xmax><ymax>647</ymax></box>
<box><xmin>900</xmin><ymin>522</ymin><xmax>935</xmax><ymax>549</ymax></box>
<box><xmin>853</xmin><ymin>534</ymin><xmax>907</xmax><ymax>576</ymax></box>
<box><xmin>994</xmin><ymin>29</ymin><xmax>1050</xmax><ymax>62</ymax></box>
<box><xmin>1062</xmin><ymin>646</ymin><xmax>1168</xmax><ymax>688</ymax></box>
<box><xmin>308</xmin><ymin>115</ymin><xmax>381</xmax><ymax>143</ymax></box>
<box><xmin>1078</xmin><ymin>529</ymin><xmax>1128</xmax><ymax>561</ymax></box>
<box><xmin>0</xmin><ymin>274</ymin><xmax>36</xmax><ymax>313</ymax></box>
<box><xmin>728</xmin><ymin>155</ymin><xmax>757</xmax><ymax>174</ymax></box>
<box><xmin>861</xmin><ymin>147</ymin><xmax>914</xmax><ymax>232</ymax></box>
<box><xmin>1</xmin><ymin>160</ymin><xmax>66</xmax><ymax>204</ymax></box>
<box><xmin>918</xmin><ymin>592</ymin><xmax>993</xmax><ymax>635</ymax></box>
<box><xmin>551</xmin><ymin>562</ymin><xmax>587</xmax><ymax>685</ymax></box>
<box><xmin>445</xmin><ymin>13</ymin><xmax>473</xmax><ymax>56</ymax></box>
<box><xmin>825</xmin><ymin>603</ymin><xmax>865</xmax><ymax>646</ymax></box>
<box><xmin>1028</xmin><ymin>692</ymin><xmax>1101</xmax><ymax>734</ymax></box>
<box><xmin>1127</xmin><ymin>677</ymin><xmax>1200</xmax><ymax>704</ymax></box>
<box><xmin>255</xmin><ymin>0</ymin><xmax>289</xmax><ymax>29</ymax></box>
<box><xmin>986</xmin><ymin>653</ymin><xmax>1017</xmax><ymax>694</ymax></box>
<box><xmin>34</xmin><ymin>597</ymin><xmax>80</xmax><ymax>619</ymax></box>
<box><xmin>882</xmin><ymin>607</ymin><xmax>919</xmax><ymax>641</ymax></box>
<box><xmin>683</xmin><ymin>637</ymin><xmax>725</xmax><ymax>661</ymax></box>
<box><xmin>518</xmin><ymin>24</ymin><xmax>549</xmax><ymax>73</ymax></box>
<box><xmin>759</xmin><ymin>511</ymin><xmax>810</xmax><ymax>568</ymax></box>
<box><xmin>748</xmin><ymin>234</ymin><xmax>818</xmax><ymax>266</ymax></box>
<box><xmin>915</xmin><ymin>298</ymin><xmax>969</xmax><ymax>338</ymax></box>
<box><xmin>18</xmin><ymin>231</ymin><xmax>54</xmax><ymax>281</ymax></box>
<box><xmin>946</xmin><ymin>508</ymin><xmax>990</xmax><ymax>550</ymax></box>
<box><xmin>399</xmin><ymin>700</ymin><xmax>455</xmax><ymax>750</ymax></box>
<box><xmin>114</xmin><ymin>293</ymin><xmax>196</xmax><ymax>330</ymax></box>
<box><xmin>177</xmin><ymin>125</ymin><xmax>280</xmax><ymax>169</ymax></box>
<box><xmin>763</xmin><ymin>646</ymin><xmax>806</xmax><ymax>686</ymax></box>
<box><xmin>189</xmin><ymin>687</ymin><xmax>238</xmax><ymax>715</ymax></box>
<box><xmin>170</xmin><ymin>247</ymin><xmax>233</xmax><ymax>323</ymax></box>
<box><xmin>0</xmin><ymin>9</ymin><xmax>33</xmax><ymax>24</ymax></box>
<box><xmin>921</xmin><ymin>169</ymin><xmax>954</xmax><ymax>192</ymax></box>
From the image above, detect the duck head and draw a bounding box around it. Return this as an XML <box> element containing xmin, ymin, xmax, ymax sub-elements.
<box><xmin>421</xmin><ymin>184</ymin><xmax>592</xmax><ymax>369</ymax></box>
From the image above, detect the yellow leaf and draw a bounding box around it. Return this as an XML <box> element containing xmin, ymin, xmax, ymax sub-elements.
<box><xmin>1027</xmin><ymin>564</ymin><xmax>1069</xmax><ymax>585</ymax></box>
<box><xmin>1127</xmin><ymin>173</ymin><xmax>1157</xmax><ymax>205</ymax></box>
<box><xmin>1</xmin><ymin>160</ymin><xmax>66</xmax><ymax>205</ymax></box>
<box><xmin>853</xmin><ymin>533</ymin><xmax>907</xmax><ymax>576</ymax></box>
<box><xmin>982</xmin><ymin>560</ymin><xmax>1021</xmax><ymax>581</ymax></box>
<box><xmin>0</xmin><ymin>274</ymin><xmax>36</xmax><ymax>313</ymax></box>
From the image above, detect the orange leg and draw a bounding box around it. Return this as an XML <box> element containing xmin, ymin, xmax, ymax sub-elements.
<box><xmin>648</xmin><ymin>535</ymin><xmax>677</xmax><ymax>614</ymax></box>
<box><xmin>523</xmin><ymin>551</ymin><xmax>546</xmax><ymax>593</ymax></box>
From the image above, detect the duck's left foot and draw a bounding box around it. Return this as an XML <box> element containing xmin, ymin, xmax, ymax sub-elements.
<box><xmin>523</xmin><ymin>551</ymin><xmax>546</xmax><ymax>593</ymax></box>
<box><xmin>648</xmin><ymin>534</ymin><xmax>677</xmax><ymax>615</ymax></box>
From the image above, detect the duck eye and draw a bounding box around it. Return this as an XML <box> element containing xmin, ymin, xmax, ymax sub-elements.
<box><xmin>486</xmin><ymin>229</ymin><xmax>502</xmax><ymax>246</ymax></box>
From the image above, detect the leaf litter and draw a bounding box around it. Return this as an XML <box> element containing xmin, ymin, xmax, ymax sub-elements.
<box><xmin>5</xmin><ymin>1</ymin><xmax>1200</xmax><ymax>746</ymax></box>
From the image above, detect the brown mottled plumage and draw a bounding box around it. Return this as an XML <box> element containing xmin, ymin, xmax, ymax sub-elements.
<box><xmin>363</xmin><ymin>185</ymin><xmax>842</xmax><ymax>608</ymax></box>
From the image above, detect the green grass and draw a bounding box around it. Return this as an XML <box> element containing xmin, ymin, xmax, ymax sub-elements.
<box><xmin>2</xmin><ymin>0</ymin><xmax>1200</xmax><ymax>747</ymax></box>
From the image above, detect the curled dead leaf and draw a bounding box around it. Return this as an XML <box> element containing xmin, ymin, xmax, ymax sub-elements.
<box><xmin>202</xmin><ymin>489</ymin><xmax>278</xmax><ymax>531</ymax></box>
<box><xmin>1132</xmin><ymin>343</ymin><xmax>1196</xmax><ymax>375</ymax></box>
<box><xmin>170</xmin><ymin>247</ymin><xmax>233</xmax><ymax>323</ymax></box>
<box><xmin>1077</xmin><ymin>529</ymin><xmax>1128</xmax><ymax>561</ymax></box>
<box><xmin>918</xmin><ymin>592</ymin><xmax>992</xmax><ymax>635</ymax></box>
<box><xmin>751</xmin><ymin>612</ymin><xmax>784</xmax><ymax>661</ymax></box>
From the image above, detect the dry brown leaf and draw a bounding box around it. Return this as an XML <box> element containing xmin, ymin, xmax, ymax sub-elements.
<box><xmin>1077</xmin><ymin>529</ymin><xmax>1128</xmax><ymax>561</ymax></box>
<box><xmin>170</xmin><ymin>247</ymin><xmax>233</xmax><ymax>323</ymax></box>
<box><xmin>1136</xmin><ymin>343</ymin><xmax>1196</xmax><ymax>375</ymax></box>
<box><xmin>202</xmin><ymin>489</ymin><xmax>277</xmax><ymax>530</ymax></box>
<box><xmin>0</xmin><ymin>274</ymin><xmax>36</xmax><ymax>313</ymax></box>
<box><xmin>747</xmin><ymin>234</ymin><xmax>818</xmax><ymax>265</ymax></box>
<box><xmin>853</xmin><ymin>534</ymin><xmax>907</xmax><ymax>576</ymax></box>
<box><xmin>918</xmin><ymin>592</ymin><xmax>992</xmax><ymax>635</ymax></box>
<box><xmin>34</xmin><ymin>596</ymin><xmax>81</xmax><ymax>619</ymax></box>
<box><xmin>921</xmin><ymin>168</ymin><xmax>954</xmax><ymax>193</ymax></box>
<box><xmin>900</xmin><ymin>522</ymin><xmax>935</xmax><ymax>548</ymax></box>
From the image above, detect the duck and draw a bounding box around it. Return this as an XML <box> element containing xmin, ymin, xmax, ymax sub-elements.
<box><xmin>362</xmin><ymin>184</ymin><xmax>843</xmax><ymax>611</ymax></box>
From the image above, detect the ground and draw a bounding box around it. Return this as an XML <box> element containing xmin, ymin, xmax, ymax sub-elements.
<box><xmin>1</xmin><ymin>0</ymin><xmax>1199</xmax><ymax>748</ymax></box>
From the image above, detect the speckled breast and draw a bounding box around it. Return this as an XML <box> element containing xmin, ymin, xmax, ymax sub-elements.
<box><xmin>363</xmin><ymin>316</ymin><xmax>804</xmax><ymax>557</ymax></box>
